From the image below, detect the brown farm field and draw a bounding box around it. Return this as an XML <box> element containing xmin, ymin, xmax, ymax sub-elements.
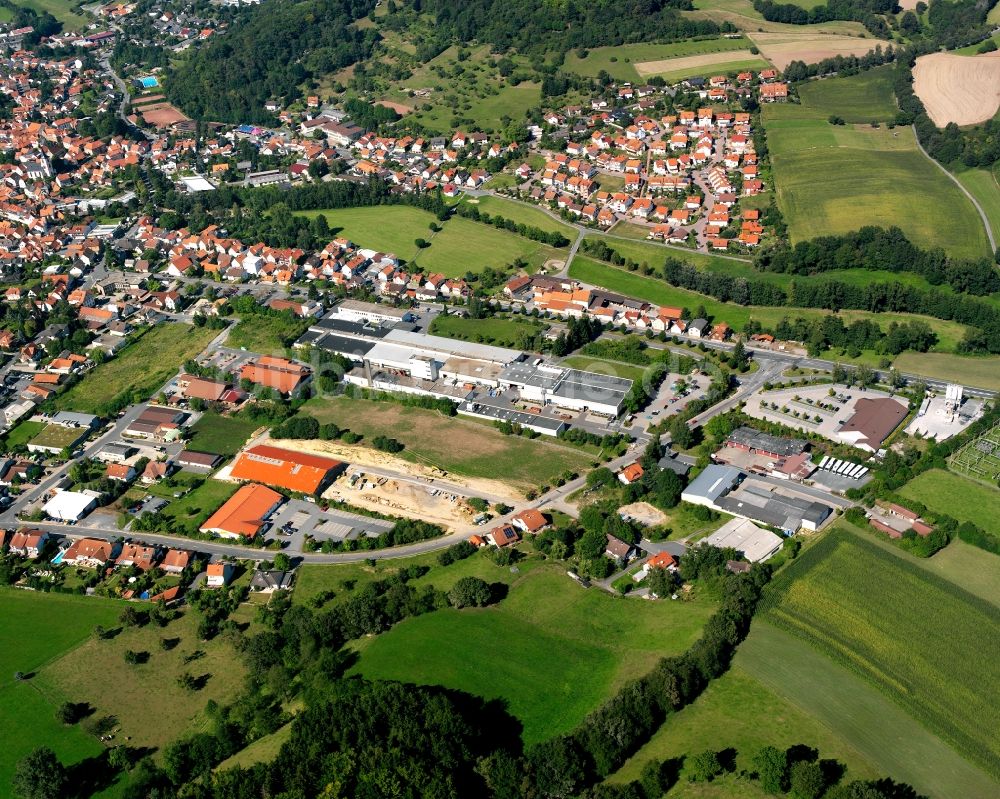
<box><xmin>634</xmin><ymin>49</ymin><xmax>763</xmax><ymax>77</ymax></box>
<box><xmin>748</xmin><ymin>31</ymin><xmax>881</xmax><ymax>70</ymax></box>
<box><xmin>913</xmin><ymin>51</ymin><xmax>1000</xmax><ymax>126</ymax></box>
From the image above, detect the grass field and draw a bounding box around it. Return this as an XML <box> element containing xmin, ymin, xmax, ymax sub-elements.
<box><xmin>54</xmin><ymin>325</ymin><xmax>218</xmax><ymax>415</ymax></box>
<box><xmin>688</xmin><ymin>0</ymin><xmax>869</xmax><ymax>35</ymax></box>
<box><xmin>763</xmin><ymin>100</ymin><xmax>991</xmax><ymax>259</ymax></box>
<box><xmin>414</xmin><ymin>215</ymin><xmax>561</xmax><ymax>276</ymax></box>
<box><xmin>3</xmin><ymin>419</ymin><xmax>45</xmax><ymax>448</ymax></box>
<box><xmin>14</xmin><ymin>0</ymin><xmax>90</xmax><ymax>29</ymax></box>
<box><xmin>301</xmin><ymin>395</ymin><xmax>593</xmax><ymax>490</ymax></box>
<box><xmin>34</xmin><ymin>608</ymin><xmax>248</xmax><ymax>757</ymax></box>
<box><xmin>469</xmin><ymin>195</ymin><xmax>577</xmax><ymax>238</ymax></box>
<box><xmin>898</xmin><ymin>468</ymin><xmax>1000</xmax><ymax>529</ymax></box>
<box><xmin>568</xmin><ymin>255</ymin><xmax>968</xmax><ymax>353</ymax></box>
<box><xmin>953</xmin><ymin>163</ymin><xmax>1000</xmax><ymax>245</ymax></box>
<box><xmin>186</xmin><ymin>412</ymin><xmax>260</xmax><ymax>456</ymax></box>
<box><xmin>350</xmin><ymin>566</ymin><xmax>717</xmax><ymax>744</ymax></box>
<box><xmin>227</xmin><ymin>315</ymin><xmax>309</xmax><ymax>355</ymax></box>
<box><xmin>564</xmin><ymin>37</ymin><xmax>753</xmax><ymax>81</ymax></box>
<box><xmin>294</xmin><ymin>205</ymin><xmax>437</xmax><ymax>261</ymax></box>
<box><xmin>560</xmin><ymin>355</ymin><xmax>648</xmax><ymax>383</ymax></box>
<box><xmin>736</xmin><ymin>622</ymin><xmax>999</xmax><ymax>799</ymax></box>
<box><xmin>760</xmin><ymin>527</ymin><xmax>1000</xmax><ymax>780</ymax></box>
<box><xmin>429</xmin><ymin>313</ymin><xmax>544</xmax><ymax>348</ymax></box>
<box><xmin>893</xmin><ymin>351</ymin><xmax>1000</xmax><ymax>391</ymax></box>
<box><xmin>160</xmin><ymin>478</ymin><xmax>238</xmax><ymax>534</ymax></box>
<box><xmin>796</xmin><ymin>66</ymin><xmax>897</xmax><ymax>122</ymax></box>
<box><xmin>0</xmin><ymin>590</ymin><xmax>123</xmax><ymax>789</ymax></box>
<box><xmin>608</xmin><ymin>665</ymin><xmax>878</xmax><ymax>785</ymax></box>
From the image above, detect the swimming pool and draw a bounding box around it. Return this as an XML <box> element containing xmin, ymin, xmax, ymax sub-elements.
<box><xmin>51</xmin><ymin>550</ymin><xmax>65</xmax><ymax>565</ymax></box>
<box><xmin>139</xmin><ymin>76</ymin><xmax>159</xmax><ymax>89</ymax></box>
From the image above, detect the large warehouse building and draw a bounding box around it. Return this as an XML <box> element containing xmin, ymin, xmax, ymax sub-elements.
<box><xmin>296</xmin><ymin>308</ymin><xmax>633</xmax><ymax>419</ymax></box>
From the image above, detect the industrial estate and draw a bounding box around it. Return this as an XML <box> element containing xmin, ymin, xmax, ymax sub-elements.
<box><xmin>0</xmin><ymin>1</ymin><xmax>998</xmax><ymax>798</ymax></box>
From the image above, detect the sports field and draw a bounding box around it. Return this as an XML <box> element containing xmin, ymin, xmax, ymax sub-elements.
<box><xmin>564</xmin><ymin>37</ymin><xmax>753</xmax><ymax>81</ymax></box>
<box><xmin>899</xmin><ymin>469</ymin><xmax>1000</xmax><ymax>529</ymax></box>
<box><xmin>350</xmin><ymin>566</ymin><xmax>717</xmax><ymax>744</ymax></box>
<box><xmin>760</xmin><ymin>528</ymin><xmax>1000</xmax><ymax>781</ymax></box>
<box><xmin>300</xmin><ymin>395</ymin><xmax>593</xmax><ymax>490</ymax></box>
<box><xmin>0</xmin><ymin>590</ymin><xmax>122</xmax><ymax>789</ymax></box>
<box><xmin>763</xmin><ymin>72</ymin><xmax>992</xmax><ymax>259</ymax></box>
<box><xmin>294</xmin><ymin>205</ymin><xmax>437</xmax><ymax>261</ymax></box>
<box><xmin>796</xmin><ymin>66</ymin><xmax>897</xmax><ymax>122</ymax></box>
<box><xmin>53</xmin><ymin>324</ymin><xmax>219</xmax><ymax>415</ymax></box>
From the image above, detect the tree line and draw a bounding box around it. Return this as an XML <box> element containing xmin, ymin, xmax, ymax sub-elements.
<box><xmin>752</xmin><ymin>0</ymin><xmax>893</xmax><ymax>36</ymax></box>
<box><xmin>455</xmin><ymin>204</ymin><xmax>571</xmax><ymax>247</ymax></box>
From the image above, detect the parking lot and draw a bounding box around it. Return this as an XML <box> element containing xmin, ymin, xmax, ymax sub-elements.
<box><xmin>265</xmin><ymin>497</ymin><xmax>394</xmax><ymax>548</ymax></box>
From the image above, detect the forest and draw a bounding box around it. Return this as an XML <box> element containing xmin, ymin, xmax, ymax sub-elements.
<box><xmin>752</xmin><ymin>0</ymin><xmax>894</xmax><ymax>36</ymax></box>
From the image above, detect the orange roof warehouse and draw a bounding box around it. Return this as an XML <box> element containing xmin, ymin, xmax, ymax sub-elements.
<box><xmin>199</xmin><ymin>483</ymin><xmax>284</xmax><ymax>539</ymax></box>
<box><xmin>229</xmin><ymin>444</ymin><xmax>345</xmax><ymax>495</ymax></box>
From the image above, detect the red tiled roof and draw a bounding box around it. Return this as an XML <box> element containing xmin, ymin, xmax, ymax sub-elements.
<box><xmin>230</xmin><ymin>444</ymin><xmax>343</xmax><ymax>494</ymax></box>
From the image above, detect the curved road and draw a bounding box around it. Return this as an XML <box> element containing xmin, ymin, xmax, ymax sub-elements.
<box><xmin>912</xmin><ymin>124</ymin><xmax>996</xmax><ymax>252</ymax></box>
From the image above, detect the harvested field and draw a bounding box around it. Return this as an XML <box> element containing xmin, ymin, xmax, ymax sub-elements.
<box><xmin>913</xmin><ymin>51</ymin><xmax>1000</xmax><ymax>126</ymax></box>
<box><xmin>635</xmin><ymin>49</ymin><xmax>760</xmax><ymax>77</ymax></box>
<box><xmin>375</xmin><ymin>99</ymin><xmax>412</xmax><ymax>114</ymax></box>
<box><xmin>141</xmin><ymin>102</ymin><xmax>189</xmax><ymax>127</ymax></box>
<box><xmin>748</xmin><ymin>32</ymin><xmax>879</xmax><ymax>70</ymax></box>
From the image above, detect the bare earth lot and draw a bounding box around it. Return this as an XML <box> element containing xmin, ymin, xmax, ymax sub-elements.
<box><xmin>748</xmin><ymin>32</ymin><xmax>879</xmax><ymax>70</ymax></box>
<box><xmin>635</xmin><ymin>49</ymin><xmax>758</xmax><ymax>77</ymax></box>
<box><xmin>913</xmin><ymin>51</ymin><xmax>1000</xmax><ymax>126</ymax></box>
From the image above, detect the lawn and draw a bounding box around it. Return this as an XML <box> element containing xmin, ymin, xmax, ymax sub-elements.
<box><xmin>186</xmin><ymin>411</ymin><xmax>261</xmax><ymax>456</ymax></box>
<box><xmin>898</xmin><ymin>468</ymin><xmax>1000</xmax><ymax>530</ymax></box>
<box><xmin>414</xmin><ymin>215</ymin><xmax>561</xmax><ymax>276</ymax></box>
<box><xmin>34</xmin><ymin>607</ymin><xmax>248</xmax><ymax>758</ymax></box>
<box><xmin>15</xmin><ymin>0</ymin><xmax>90</xmax><ymax>29</ymax></box>
<box><xmin>759</xmin><ymin>527</ymin><xmax>1000</xmax><ymax>781</ymax></box>
<box><xmin>349</xmin><ymin>566</ymin><xmax>717</xmax><ymax>744</ymax></box>
<box><xmin>953</xmin><ymin>163</ymin><xmax>1000</xmax><ymax>245</ymax></box>
<box><xmin>54</xmin><ymin>324</ymin><xmax>219</xmax><ymax>415</ymax></box>
<box><xmin>469</xmin><ymin>195</ymin><xmax>577</xmax><ymax>238</ymax></box>
<box><xmin>429</xmin><ymin>313</ymin><xmax>545</xmax><ymax>348</ymax></box>
<box><xmin>3</xmin><ymin>419</ymin><xmax>45</xmax><ymax>449</ymax></box>
<box><xmin>763</xmin><ymin>96</ymin><xmax>991</xmax><ymax>259</ymax></box>
<box><xmin>0</xmin><ymin>590</ymin><xmax>123</xmax><ymax>790</ymax></box>
<box><xmin>227</xmin><ymin>315</ymin><xmax>309</xmax><ymax>355</ymax></box>
<box><xmin>564</xmin><ymin>37</ymin><xmax>753</xmax><ymax>81</ymax></box>
<box><xmin>293</xmin><ymin>205</ymin><xmax>437</xmax><ymax>262</ymax></box>
<box><xmin>649</xmin><ymin>56</ymin><xmax>772</xmax><ymax>83</ymax></box>
<box><xmin>795</xmin><ymin>65</ymin><xmax>898</xmax><ymax>123</ymax></box>
<box><xmin>300</xmin><ymin>395</ymin><xmax>593</xmax><ymax>491</ymax></box>
<box><xmin>607</xmin><ymin>665</ymin><xmax>878</xmax><ymax>785</ymax></box>
<box><xmin>893</xmin><ymin>351</ymin><xmax>1000</xmax><ymax>391</ymax></box>
<box><xmin>160</xmin><ymin>478</ymin><xmax>238</xmax><ymax>534</ymax></box>
<box><xmin>560</xmin><ymin>354</ymin><xmax>648</xmax><ymax>383</ymax></box>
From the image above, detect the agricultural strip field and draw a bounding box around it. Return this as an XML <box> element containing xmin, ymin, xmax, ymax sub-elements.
<box><xmin>795</xmin><ymin>65</ymin><xmax>898</xmax><ymax>123</ymax></box>
<box><xmin>568</xmin><ymin>255</ymin><xmax>969</xmax><ymax>353</ymax></box>
<box><xmin>0</xmin><ymin>590</ymin><xmax>123</xmax><ymax>790</ymax></box>
<box><xmin>634</xmin><ymin>52</ymin><xmax>771</xmax><ymax>82</ymax></box>
<box><xmin>763</xmin><ymin>97</ymin><xmax>991</xmax><ymax>259</ymax></box>
<box><xmin>429</xmin><ymin>314</ymin><xmax>545</xmax><ymax>349</ymax></box>
<box><xmin>893</xmin><ymin>351</ymin><xmax>1000</xmax><ymax>391</ymax></box>
<box><xmin>953</xmin><ymin>164</ymin><xmax>1000</xmax><ymax>245</ymax></box>
<box><xmin>747</xmin><ymin>31</ymin><xmax>879</xmax><ymax>70</ymax></box>
<box><xmin>737</xmin><ymin>622</ymin><xmax>999</xmax><ymax>799</ymax></box>
<box><xmin>898</xmin><ymin>469</ymin><xmax>1000</xmax><ymax>529</ymax></box>
<box><xmin>467</xmin><ymin>195</ymin><xmax>577</xmax><ymax>238</ymax></box>
<box><xmin>760</xmin><ymin>528</ymin><xmax>1000</xmax><ymax>781</ymax></box>
<box><xmin>913</xmin><ymin>51</ymin><xmax>1000</xmax><ymax>127</ymax></box>
<box><xmin>607</xmin><ymin>665</ymin><xmax>878</xmax><ymax>785</ymax></box>
<box><xmin>349</xmin><ymin>566</ymin><xmax>717</xmax><ymax>744</ymax></box>
<box><xmin>299</xmin><ymin>395</ymin><xmax>593</xmax><ymax>490</ymax></box>
<box><xmin>186</xmin><ymin>412</ymin><xmax>261</xmax><ymax>456</ymax></box>
<box><xmin>564</xmin><ymin>37</ymin><xmax>753</xmax><ymax>81</ymax></box>
<box><xmin>53</xmin><ymin>324</ymin><xmax>219</xmax><ymax>415</ymax></box>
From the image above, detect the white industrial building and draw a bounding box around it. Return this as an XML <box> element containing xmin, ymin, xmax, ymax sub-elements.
<box><xmin>703</xmin><ymin>517</ymin><xmax>783</xmax><ymax>563</ymax></box>
<box><xmin>42</xmin><ymin>490</ymin><xmax>98</xmax><ymax>522</ymax></box>
<box><xmin>331</xmin><ymin>299</ymin><xmax>414</xmax><ymax>326</ymax></box>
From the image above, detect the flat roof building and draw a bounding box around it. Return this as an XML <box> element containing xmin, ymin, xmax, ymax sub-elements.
<box><xmin>726</xmin><ymin>426</ymin><xmax>807</xmax><ymax>459</ymax></box>
<box><xmin>332</xmin><ymin>300</ymin><xmax>414</xmax><ymax>325</ymax></box>
<box><xmin>703</xmin><ymin>517</ymin><xmax>783</xmax><ymax>563</ymax></box>
<box><xmin>43</xmin><ymin>490</ymin><xmax>97</xmax><ymax>521</ymax></box>
<box><xmin>681</xmin><ymin>465</ymin><xmax>743</xmax><ymax>508</ymax></box>
<box><xmin>240</xmin><ymin>356</ymin><xmax>311</xmax><ymax>395</ymax></box>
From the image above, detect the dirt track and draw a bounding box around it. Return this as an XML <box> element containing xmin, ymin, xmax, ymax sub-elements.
<box><xmin>913</xmin><ymin>51</ymin><xmax>1000</xmax><ymax>126</ymax></box>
